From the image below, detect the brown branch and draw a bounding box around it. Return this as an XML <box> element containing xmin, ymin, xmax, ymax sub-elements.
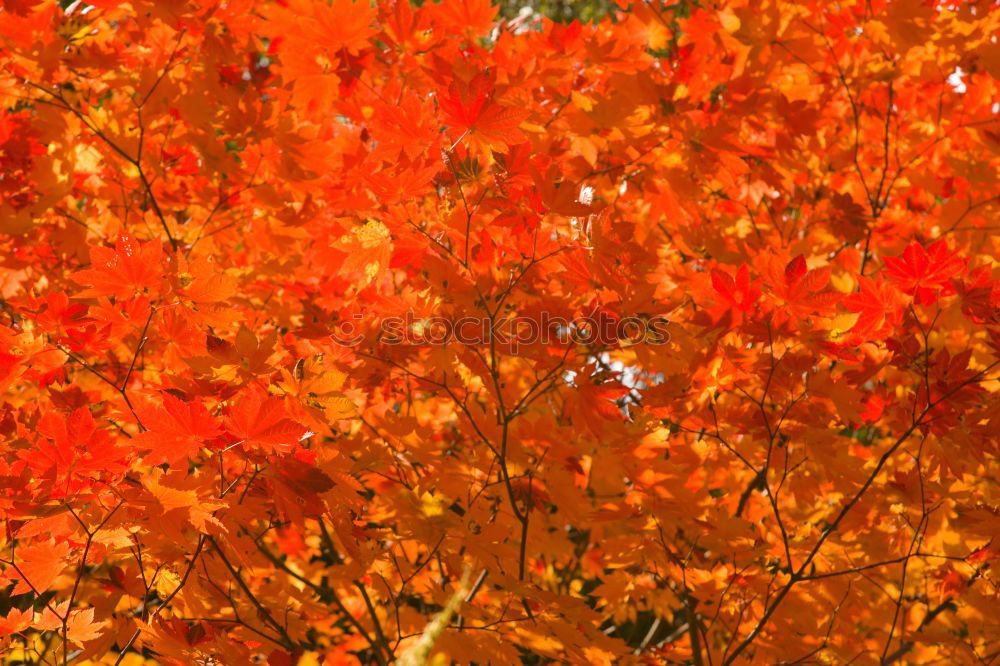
<box><xmin>24</xmin><ymin>80</ymin><xmax>178</xmax><ymax>250</ymax></box>
<box><xmin>355</xmin><ymin>582</ymin><xmax>392</xmax><ymax>666</ymax></box>
<box><xmin>251</xmin><ymin>536</ymin><xmax>385</xmax><ymax>663</ymax></box>
<box><xmin>206</xmin><ymin>535</ymin><xmax>295</xmax><ymax>649</ymax></box>
<box><xmin>114</xmin><ymin>535</ymin><xmax>206</xmax><ymax>664</ymax></box>
<box><xmin>723</xmin><ymin>360</ymin><xmax>1000</xmax><ymax>664</ymax></box>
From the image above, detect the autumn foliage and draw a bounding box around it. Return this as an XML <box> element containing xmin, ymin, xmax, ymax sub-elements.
<box><xmin>1</xmin><ymin>0</ymin><xmax>1000</xmax><ymax>663</ymax></box>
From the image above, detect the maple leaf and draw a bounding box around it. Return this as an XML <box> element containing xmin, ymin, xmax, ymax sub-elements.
<box><xmin>0</xmin><ymin>607</ymin><xmax>31</xmax><ymax>637</ymax></box>
<box><xmin>4</xmin><ymin>539</ymin><xmax>69</xmax><ymax>594</ymax></box>
<box><xmin>276</xmin><ymin>356</ymin><xmax>356</xmax><ymax>429</ymax></box>
<box><xmin>70</xmin><ymin>233</ymin><xmax>164</xmax><ymax>300</ymax></box>
<box><xmin>882</xmin><ymin>240</ymin><xmax>966</xmax><ymax>305</ymax></box>
<box><xmin>967</xmin><ymin>543</ymin><xmax>997</xmax><ymax>566</ymax></box>
<box><xmin>30</xmin><ymin>291</ymin><xmax>87</xmax><ymax>334</ymax></box>
<box><xmin>711</xmin><ymin>264</ymin><xmax>760</xmax><ymax>313</ymax></box>
<box><xmin>334</xmin><ymin>219</ymin><xmax>393</xmax><ymax>285</ymax></box>
<box><xmin>224</xmin><ymin>386</ymin><xmax>307</xmax><ymax>454</ymax></box>
<box><xmin>303</xmin><ymin>0</ymin><xmax>377</xmax><ymax>55</ymax></box>
<box><xmin>272</xmin><ymin>41</ymin><xmax>342</xmax><ymax>114</ymax></box>
<box><xmin>953</xmin><ymin>264</ymin><xmax>1000</xmax><ymax>323</ymax></box>
<box><xmin>365</xmin><ymin>162</ymin><xmax>439</xmax><ymax>205</ymax></box>
<box><xmin>271</xmin><ymin>455</ymin><xmax>337</xmax><ymax>518</ymax></box>
<box><xmin>34</xmin><ymin>601</ymin><xmax>65</xmax><ymax>632</ymax></box>
<box><xmin>536</xmin><ymin>165</ymin><xmax>597</xmax><ymax>217</ymax></box>
<box><xmin>141</xmin><ymin>469</ymin><xmax>225</xmax><ymax>535</ymax></box>
<box><xmin>135</xmin><ymin>394</ymin><xmax>221</xmax><ymax>467</ymax></box>
<box><xmin>32</xmin><ymin>406</ymin><xmax>129</xmax><ymax>490</ymax></box>
<box><xmin>265</xmin><ymin>0</ymin><xmax>376</xmax><ymax>113</ymax></box>
<box><xmin>370</xmin><ymin>89</ymin><xmax>441</xmax><ymax>163</ymax></box>
<box><xmin>427</xmin><ymin>0</ymin><xmax>498</xmax><ymax>37</ymax></box>
<box><xmin>32</xmin><ymin>601</ymin><xmax>103</xmax><ymax>645</ymax></box>
<box><xmin>704</xmin><ymin>263</ymin><xmax>762</xmax><ymax>330</ymax></box>
<box><xmin>202</xmin><ymin>325</ymin><xmax>280</xmax><ymax>383</ymax></box>
<box><xmin>860</xmin><ymin>391</ymin><xmax>889</xmax><ymax>423</ymax></box>
<box><xmin>174</xmin><ymin>254</ymin><xmax>237</xmax><ymax>307</ymax></box>
<box><xmin>85</xmin><ymin>295</ymin><xmax>151</xmax><ymax>343</ymax></box>
<box><xmin>0</xmin><ymin>0</ymin><xmax>42</xmax><ymax>17</ymax></box>
<box><xmin>65</xmin><ymin>607</ymin><xmax>104</xmax><ymax>645</ymax></box>
<box><xmin>381</xmin><ymin>0</ymin><xmax>434</xmax><ymax>54</ymax></box>
<box><xmin>439</xmin><ymin>73</ymin><xmax>529</xmax><ymax>154</ymax></box>
<box><xmin>571</xmin><ymin>374</ymin><xmax>629</xmax><ymax>437</ymax></box>
<box><xmin>759</xmin><ymin>254</ymin><xmax>840</xmax><ymax>319</ymax></box>
<box><xmin>510</xmin><ymin>477</ymin><xmax>551</xmax><ymax>511</ymax></box>
<box><xmin>843</xmin><ymin>277</ymin><xmax>905</xmax><ymax>340</ymax></box>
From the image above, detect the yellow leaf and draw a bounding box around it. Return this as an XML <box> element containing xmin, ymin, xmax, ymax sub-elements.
<box><xmin>827</xmin><ymin>313</ymin><xmax>860</xmax><ymax>341</ymax></box>
<box><xmin>571</xmin><ymin>91</ymin><xmax>594</xmax><ymax>112</ymax></box>
<box><xmin>66</xmin><ymin>608</ymin><xmax>104</xmax><ymax>645</ymax></box>
<box><xmin>718</xmin><ymin>8</ymin><xmax>740</xmax><ymax>32</ymax></box>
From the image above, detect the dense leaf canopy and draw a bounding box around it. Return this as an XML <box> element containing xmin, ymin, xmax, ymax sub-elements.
<box><xmin>1</xmin><ymin>0</ymin><xmax>1000</xmax><ymax>664</ymax></box>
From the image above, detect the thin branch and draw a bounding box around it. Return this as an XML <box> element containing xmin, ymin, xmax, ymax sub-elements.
<box><xmin>115</xmin><ymin>535</ymin><xmax>206</xmax><ymax>664</ymax></box>
<box><xmin>206</xmin><ymin>535</ymin><xmax>295</xmax><ymax>649</ymax></box>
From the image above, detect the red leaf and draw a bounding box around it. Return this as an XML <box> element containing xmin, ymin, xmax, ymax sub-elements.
<box><xmin>711</xmin><ymin>264</ymin><xmax>759</xmax><ymax>313</ymax></box>
<box><xmin>883</xmin><ymin>240</ymin><xmax>965</xmax><ymax>305</ymax></box>
<box><xmin>784</xmin><ymin>255</ymin><xmax>807</xmax><ymax>284</ymax></box>
<box><xmin>225</xmin><ymin>387</ymin><xmax>307</xmax><ymax>454</ymax></box>
<box><xmin>71</xmin><ymin>233</ymin><xmax>164</xmax><ymax>300</ymax></box>
<box><xmin>136</xmin><ymin>394</ymin><xmax>221</xmax><ymax>467</ymax></box>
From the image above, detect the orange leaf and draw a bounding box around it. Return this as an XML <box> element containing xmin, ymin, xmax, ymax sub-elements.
<box><xmin>5</xmin><ymin>539</ymin><xmax>69</xmax><ymax>595</ymax></box>
<box><xmin>224</xmin><ymin>387</ymin><xmax>307</xmax><ymax>454</ymax></box>
<box><xmin>71</xmin><ymin>234</ymin><xmax>164</xmax><ymax>300</ymax></box>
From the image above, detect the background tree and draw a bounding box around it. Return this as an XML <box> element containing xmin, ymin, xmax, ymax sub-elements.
<box><xmin>494</xmin><ymin>0</ymin><xmax>615</xmax><ymax>23</ymax></box>
<box><xmin>1</xmin><ymin>0</ymin><xmax>999</xmax><ymax>664</ymax></box>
